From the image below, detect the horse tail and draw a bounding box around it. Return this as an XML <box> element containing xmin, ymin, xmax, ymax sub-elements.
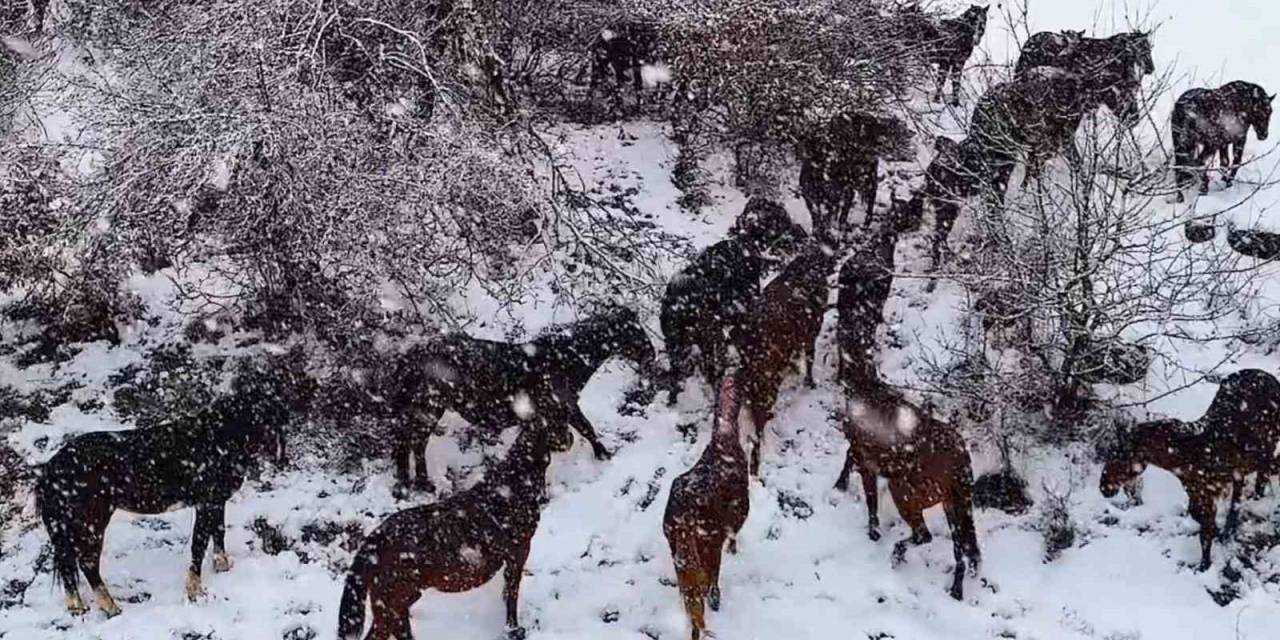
<box><xmin>337</xmin><ymin>544</ymin><xmax>375</xmax><ymax>640</ymax></box>
<box><xmin>34</xmin><ymin>468</ymin><xmax>79</xmax><ymax>596</ymax></box>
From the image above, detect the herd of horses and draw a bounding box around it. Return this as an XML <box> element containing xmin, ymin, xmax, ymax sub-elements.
<box><xmin>22</xmin><ymin>5</ymin><xmax>1280</xmax><ymax>640</ymax></box>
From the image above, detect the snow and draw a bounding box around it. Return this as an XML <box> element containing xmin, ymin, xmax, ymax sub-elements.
<box><xmin>4</xmin><ymin>2</ymin><xmax>1280</xmax><ymax>640</ymax></box>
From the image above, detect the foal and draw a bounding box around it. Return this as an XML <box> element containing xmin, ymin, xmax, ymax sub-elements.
<box><xmin>834</xmin><ymin>382</ymin><xmax>980</xmax><ymax>600</ymax></box>
<box><xmin>337</xmin><ymin>418</ymin><xmax>573</xmax><ymax>640</ymax></box>
<box><xmin>37</xmin><ymin>369</ymin><xmax>297</xmax><ymax>616</ymax></box>
<box><xmin>663</xmin><ymin>375</ymin><xmax>750</xmax><ymax>640</ymax></box>
<box><xmin>661</xmin><ymin>199</ymin><xmax>805</xmax><ymax>405</ymax></box>
<box><xmin>1172</xmin><ymin>81</ymin><xmax>1274</xmax><ymax>200</ymax></box>
<box><xmin>735</xmin><ymin>242</ymin><xmax>837</xmax><ymax>475</ymax></box>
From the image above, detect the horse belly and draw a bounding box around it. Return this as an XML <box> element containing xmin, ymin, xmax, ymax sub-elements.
<box><xmin>428</xmin><ymin>548</ymin><xmax>505</xmax><ymax>593</ymax></box>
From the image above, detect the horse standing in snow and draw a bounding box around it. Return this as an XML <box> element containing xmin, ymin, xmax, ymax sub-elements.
<box><xmin>336</xmin><ymin>419</ymin><xmax>574</xmax><ymax>640</ymax></box>
<box><xmin>661</xmin><ymin>198</ymin><xmax>806</xmax><ymax>406</ymax></box>
<box><xmin>1015</xmin><ymin>30</ymin><xmax>1153</xmax><ymax>82</ymax></box>
<box><xmin>916</xmin><ymin>4</ymin><xmax>990</xmax><ymax>106</ymax></box>
<box><xmin>835</xmin><ymin>199</ymin><xmax>912</xmax><ymax>391</ymax></box>
<box><xmin>1100</xmin><ymin>369</ymin><xmax>1280</xmax><ymax>570</ymax></box>
<box><xmin>36</xmin><ymin>363</ymin><xmax>305</xmax><ymax>616</ymax></box>
<box><xmin>382</xmin><ymin>305</ymin><xmax>656</xmax><ymax>491</ymax></box>
<box><xmin>734</xmin><ymin>242</ymin><xmax>837</xmax><ymax>475</ymax></box>
<box><xmin>967</xmin><ymin>65</ymin><xmax>1140</xmax><ymax>201</ymax></box>
<box><xmin>663</xmin><ymin>374</ymin><xmax>750</xmax><ymax>640</ymax></box>
<box><xmin>834</xmin><ymin>382</ymin><xmax>980</xmax><ymax>600</ymax></box>
<box><xmin>796</xmin><ymin>111</ymin><xmax>914</xmax><ymax>239</ymax></box>
<box><xmin>904</xmin><ymin>135</ymin><xmax>991</xmax><ymax>273</ymax></box>
<box><xmin>1171</xmin><ymin>81</ymin><xmax>1275</xmax><ymax>201</ymax></box>
<box><xmin>588</xmin><ymin>20</ymin><xmax>660</xmax><ymax>104</ymax></box>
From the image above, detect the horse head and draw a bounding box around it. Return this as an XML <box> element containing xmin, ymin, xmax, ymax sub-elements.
<box><xmin>1098</xmin><ymin>421</ymin><xmax>1146</xmax><ymax>498</ymax></box>
<box><xmin>1247</xmin><ymin>84</ymin><xmax>1274</xmax><ymax>140</ymax></box>
<box><xmin>964</xmin><ymin>5</ymin><xmax>989</xmax><ymax>38</ymax></box>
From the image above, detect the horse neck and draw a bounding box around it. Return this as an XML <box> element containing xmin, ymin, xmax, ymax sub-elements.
<box><xmin>1132</xmin><ymin>423</ymin><xmax>1196</xmax><ymax>470</ymax></box>
<box><xmin>487</xmin><ymin>431</ymin><xmax>552</xmax><ymax>508</ymax></box>
<box><xmin>533</xmin><ymin>319</ymin><xmax>621</xmax><ymax>389</ymax></box>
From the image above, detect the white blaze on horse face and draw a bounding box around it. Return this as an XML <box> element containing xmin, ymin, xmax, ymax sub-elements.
<box><xmin>512</xmin><ymin>392</ymin><xmax>536</xmax><ymax>420</ymax></box>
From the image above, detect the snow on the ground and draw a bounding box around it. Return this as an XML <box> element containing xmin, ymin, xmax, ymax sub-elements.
<box><xmin>5</xmin><ymin>1</ymin><xmax>1280</xmax><ymax>639</ymax></box>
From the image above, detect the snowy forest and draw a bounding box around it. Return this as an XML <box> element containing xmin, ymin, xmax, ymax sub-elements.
<box><xmin>1</xmin><ymin>0</ymin><xmax>1279</xmax><ymax>638</ymax></box>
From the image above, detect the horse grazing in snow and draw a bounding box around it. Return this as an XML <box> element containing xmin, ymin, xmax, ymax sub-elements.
<box><xmin>36</xmin><ymin>362</ymin><xmax>306</xmax><ymax>617</ymax></box>
<box><xmin>834</xmin><ymin>381</ymin><xmax>980</xmax><ymax>600</ymax></box>
<box><xmin>382</xmin><ymin>305</ymin><xmax>656</xmax><ymax>491</ymax></box>
<box><xmin>1100</xmin><ymin>369</ymin><xmax>1280</xmax><ymax>570</ymax></box>
<box><xmin>663</xmin><ymin>374</ymin><xmax>750</xmax><ymax>640</ymax></box>
<box><xmin>1171</xmin><ymin>81</ymin><xmax>1275</xmax><ymax>201</ymax></box>
<box><xmin>337</xmin><ymin>419</ymin><xmax>574</xmax><ymax>640</ymax></box>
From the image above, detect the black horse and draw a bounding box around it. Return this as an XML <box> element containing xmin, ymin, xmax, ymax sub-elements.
<box><xmin>589</xmin><ymin>20</ymin><xmax>660</xmax><ymax>103</ymax></box>
<box><xmin>1172</xmin><ymin>81</ymin><xmax>1275</xmax><ymax>201</ymax></box>
<box><xmin>967</xmin><ymin>66</ymin><xmax>1140</xmax><ymax>201</ymax></box>
<box><xmin>1015</xmin><ymin>30</ymin><xmax>1153</xmax><ymax>82</ymax></box>
<box><xmin>661</xmin><ymin>199</ymin><xmax>806</xmax><ymax>406</ymax></box>
<box><xmin>907</xmin><ymin>135</ymin><xmax>992</xmax><ymax>273</ymax></box>
<box><xmin>36</xmin><ymin>362</ymin><xmax>307</xmax><ymax>617</ymax></box>
<box><xmin>383</xmin><ymin>306</ymin><xmax>656</xmax><ymax>491</ymax></box>
<box><xmin>338</xmin><ymin>419</ymin><xmax>574</xmax><ymax>640</ymax></box>
<box><xmin>797</xmin><ymin>111</ymin><xmax>914</xmax><ymax>239</ymax></box>
<box><xmin>920</xmin><ymin>5</ymin><xmax>990</xmax><ymax>106</ymax></box>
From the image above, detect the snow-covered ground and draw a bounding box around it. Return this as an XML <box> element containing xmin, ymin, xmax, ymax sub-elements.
<box><xmin>4</xmin><ymin>1</ymin><xmax>1280</xmax><ymax>639</ymax></box>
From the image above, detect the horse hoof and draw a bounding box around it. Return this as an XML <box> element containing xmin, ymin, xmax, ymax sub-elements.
<box><xmin>507</xmin><ymin>626</ymin><xmax>527</xmax><ymax>640</ymax></box>
<box><xmin>868</xmin><ymin>528</ymin><xmax>881</xmax><ymax>542</ymax></box>
<box><xmin>413</xmin><ymin>478</ymin><xmax>437</xmax><ymax>494</ymax></box>
<box><xmin>65</xmin><ymin>594</ymin><xmax>88</xmax><ymax>616</ymax></box>
<box><xmin>948</xmin><ymin>586</ymin><xmax>963</xmax><ymax>601</ymax></box>
<box><xmin>95</xmin><ymin>586</ymin><xmax>122</xmax><ymax>618</ymax></box>
<box><xmin>213</xmin><ymin>553</ymin><xmax>233</xmax><ymax>573</ymax></box>
<box><xmin>185</xmin><ymin>570</ymin><xmax>206</xmax><ymax>602</ymax></box>
<box><xmin>593</xmin><ymin>444</ymin><xmax>614</xmax><ymax>461</ymax></box>
<box><xmin>833</xmin><ymin>480</ymin><xmax>848</xmax><ymax>492</ymax></box>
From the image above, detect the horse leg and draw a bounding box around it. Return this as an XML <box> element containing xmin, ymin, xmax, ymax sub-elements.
<box><xmin>803</xmin><ymin>335</ymin><xmax>817</xmax><ymax>389</ymax></box>
<box><xmin>566</xmin><ymin>404</ymin><xmax>612</xmax><ymax>461</ymax></box>
<box><xmin>748</xmin><ymin>402</ymin><xmax>772</xmax><ymax>477</ymax></box>
<box><xmin>933</xmin><ymin>64</ymin><xmax>948</xmax><ymax>103</ymax></box>
<box><xmin>367</xmin><ymin>586</ymin><xmax>415</xmax><ymax>640</ymax></box>
<box><xmin>76</xmin><ymin>516</ymin><xmax>120</xmax><ymax>618</ymax></box>
<box><xmin>1222</xmin><ymin>477</ymin><xmax>1243</xmax><ymax>540</ymax></box>
<box><xmin>675</xmin><ymin>562</ymin><xmax>708</xmax><ymax>640</ymax></box>
<box><xmin>950</xmin><ymin>64</ymin><xmax>963</xmax><ymax>107</ymax></box>
<box><xmin>890</xmin><ymin>505</ymin><xmax>932</xmax><ymax>568</ymax></box>
<box><xmin>208</xmin><ymin>504</ymin><xmax>233</xmax><ymax>573</ymax></box>
<box><xmin>833</xmin><ymin>443</ymin><xmax>855</xmax><ymax>491</ymax></box>
<box><xmin>664</xmin><ymin>327</ymin><xmax>692</xmax><ymax>407</ymax></box>
<box><xmin>411</xmin><ymin>425</ymin><xmax>435</xmax><ymax>493</ymax></box>
<box><xmin>930</xmin><ymin>200</ymin><xmax>958</xmax><ymax>274</ymax></box>
<box><xmin>1187</xmin><ymin>491</ymin><xmax>1217</xmax><ymax>571</ymax></box>
<box><xmin>860</xmin><ymin>165</ymin><xmax>879</xmax><ymax>229</ymax></box>
<box><xmin>861</xmin><ymin>468</ymin><xmax>881</xmax><ymax>541</ymax></box>
<box><xmin>503</xmin><ymin>543</ymin><xmax>531</xmax><ymax>639</ymax></box>
<box><xmin>1198</xmin><ymin>146</ymin><xmax>1218</xmax><ymax>194</ymax></box>
<box><xmin>187</xmin><ymin>506</ymin><xmax>218</xmax><ymax>602</ymax></box>
<box><xmin>1228</xmin><ymin>140</ymin><xmax>1246</xmax><ymax>186</ymax></box>
<box><xmin>706</xmin><ymin>537</ymin><xmax>725</xmax><ymax>612</ymax></box>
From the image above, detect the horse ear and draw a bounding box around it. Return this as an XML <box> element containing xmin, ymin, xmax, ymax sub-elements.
<box><xmin>1270</xmin><ymin>93</ymin><xmax>1276</xmax><ymax>103</ymax></box>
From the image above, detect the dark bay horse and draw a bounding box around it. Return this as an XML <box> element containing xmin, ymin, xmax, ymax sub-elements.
<box><xmin>907</xmin><ymin>135</ymin><xmax>990</xmax><ymax>273</ymax></box>
<box><xmin>1172</xmin><ymin>81</ymin><xmax>1275</xmax><ymax>201</ymax></box>
<box><xmin>337</xmin><ymin>419</ymin><xmax>574</xmax><ymax>640</ymax></box>
<box><xmin>1100</xmin><ymin>369</ymin><xmax>1280</xmax><ymax>570</ymax></box>
<box><xmin>968</xmin><ymin>66</ymin><xmax>1140</xmax><ymax>200</ymax></box>
<box><xmin>663</xmin><ymin>375</ymin><xmax>750</xmax><ymax>640</ymax></box>
<box><xmin>796</xmin><ymin>111</ymin><xmax>914</xmax><ymax>239</ymax></box>
<box><xmin>36</xmin><ymin>365</ymin><xmax>305</xmax><ymax>616</ymax></box>
<box><xmin>836</xmin><ymin>200</ymin><xmax>912</xmax><ymax>391</ymax></box>
<box><xmin>834</xmin><ymin>381</ymin><xmax>980</xmax><ymax>600</ymax></box>
<box><xmin>735</xmin><ymin>242</ymin><xmax>837</xmax><ymax>475</ymax></box>
<box><xmin>1015</xmin><ymin>30</ymin><xmax>1153</xmax><ymax>82</ymax></box>
<box><xmin>661</xmin><ymin>199</ymin><xmax>806</xmax><ymax>406</ymax></box>
<box><xmin>921</xmin><ymin>5</ymin><xmax>990</xmax><ymax>106</ymax></box>
<box><xmin>589</xmin><ymin>20</ymin><xmax>660</xmax><ymax>103</ymax></box>
<box><xmin>384</xmin><ymin>306</ymin><xmax>656</xmax><ymax>491</ymax></box>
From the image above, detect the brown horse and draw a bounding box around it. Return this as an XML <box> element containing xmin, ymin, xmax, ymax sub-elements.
<box><xmin>663</xmin><ymin>374</ymin><xmax>750</xmax><ymax>640</ymax></box>
<box><xmin>337</xmin><ymin>418</ymin><xmax>574</xmax><ymax>640</ymax></box>
<box><xmin>734</xmin><ymin>242</ymin><xmax>837</xmax><ymax>475</ymax></box>
<box><xmin>834</xmin><ymin>382</ymin><xmax>980</xmax><ymax>600</ymax></box>
<box><xmin>1100</xmin><ymin>369</ymin><xmax>1280</xmax><ymax>569</ymax></box>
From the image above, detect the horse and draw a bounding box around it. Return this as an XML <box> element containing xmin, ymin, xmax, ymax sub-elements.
<box><xmin>588</xmin><ymin>20</ymin><xmax>660</xmax><ymax>104</ymax></box>
<box><xmin>1171</xmin><ymin>81</ymin><xmax>1275</xmax><ymax>201</ymax></box>
<box><xmin>1015</xmin><ymin>30</ymin><xmax>1153</xmax><ymax>82</ymax></box>
<box><xmin>36</xmin><ymin>361</ymin><xmax>307</xmax><ymax>617</ymax></box>
<box><xmin>663</xmin><ymin>374</ymin><xmax>750</xmax><ymax>640</ymax></box>
<box><xmin>834</xmin><ymin>381</ymin><xmax>980</xmax><ymax>600</ymax></box>
<box><xmin>967</xmin><ymin>66</ymin><xmax>1141</xmax><ymax>201</ymax></box>
<box><xmin>384</xmin><ymin>306</ymin><xmax>656</xmax><ymax>492</ymax></box>
<box><xmin>735</xmin><ymin>242</ymin><xmax>837</xmax><ymax>475</ymax></box>
<box><xmin>835</xmin><ymin>200</ymin><xmax>911</xmax><ymax>391</ymax></box>
<box><xmin>906</xmin><ymin>135</ymin><xmax>991</xmax><ymax>273</ymax></box>
<box><xmin>337</xmin><ymin>418</ymin><xmax>574</xmax><ymax>640</ymax></box>
<box><xmin>919</xmin><ymin>5</ymin><xmax>990</xmax><ymax>106</ymax></box>
<box><xmin>796</xmin><ymin>111</ymin><xmax>914</xmax><ymax>240</ymax></box>
<box><xmin>661</xmin><ymin>199</ymin><xmax>806</xmax><ymax>406</ymax></box>
<box><xmin>1100</xmin><ymin>369</ymin><xmax>1280</xmax><ymax>570</ymax></box>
